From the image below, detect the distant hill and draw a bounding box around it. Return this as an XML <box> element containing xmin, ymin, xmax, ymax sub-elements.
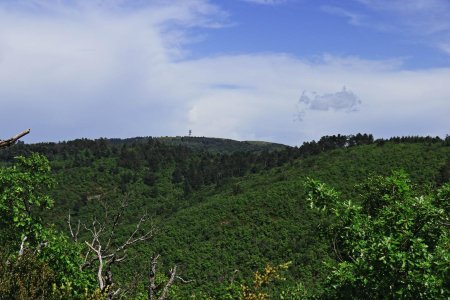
<box><xmin>106</xmin><ymin>136</ymin><xmax>289</xmax><ymax>154</ymax></box>
<box><xmin>156</xmin><ymin>136</ymin><xmax>288</xmax><ymax>153</ymax></box>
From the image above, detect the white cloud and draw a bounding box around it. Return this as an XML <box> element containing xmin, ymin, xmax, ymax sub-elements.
<box><xmin>0</xmin><ymin>0</ymin><xmax>227</xmax><ymax>139</ymax></box>
<box><xmin>439</xmin><ymin>43</ymin><xmax>450</xmax><ymax>55</ymax></box>
<box><xmin>0</xmin><ymin>0</ymin><xmax>449</xmax><ymax>146</ymax></box>
<box><xmin>321</xmin><ymin>6</ymin><xmax>366</xmax><ymax>27</ymax></box>
<box><xmin>241</xmin><ymin>0</ymin><xmax>288</xmax><ymax>5</ymax></box>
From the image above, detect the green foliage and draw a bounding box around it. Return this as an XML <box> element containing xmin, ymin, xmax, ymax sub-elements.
<box><xmin>0</xmin><ymin>153</ymin><xmax>54</xmax><ymax>245</ymax></box>
<box><xmin>0</xmin><ymin>154</ymin><xmax>96</xmax><ymax>298</ymax></box>
<box><xmin>1</xmin><ymin>135</ymin><xmax>449</xmax><ymax>298</ymax></box>
<box><xmin>305</xmin><ymin>178</ymin><xmax>340</xmax><ymax>211</ymax></box>
<box><xmin>306</xmin><ymin>171</ymin><xmax>450</xmax><ymax>299</ymax></box>
<box><xmin>38</xmin><ymin>228</ymin><xmax>97</xmax><ymax>295</ymax></box>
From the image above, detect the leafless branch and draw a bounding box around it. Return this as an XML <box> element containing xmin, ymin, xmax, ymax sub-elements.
<box><xmin>69</xmin><ymin>199</ymin><xmax>155</xmax><ymax>299</ymax></box>
<box><xmin>112</xmin><ymin>214</ymin><xmax>153</xmax><ymax>256</ymax></box>
<box><xmin>147</xmin><ymin>255</ymin><xmax>187</xmax><ymax>300</ymax></box>
<box><xmin>0</xmin><ymin>129</ymin><xmax>30</xmax><ymax>149</ymax></box>
<box><xmin>67</xmin><ymin>212</ymin><xmax>81</xmax><ymax>242</ymax></box>
<box><xmin>148</xmin><ymin>255</ymin><xmax>160</xmax><ymax>300</ymax></box>
<box><xmin>85</xmin><ymin>241</ymin><xmax>105</xmax><ymax>291</ymax></box>
<box><xmin>18</xmin><ymin>236</ymin><xmax>27</xmax><ymax>256</ymax></box>
<box><xmin>105</xmin><ymin>201</ymin><xmax>127</xmax><ymax>252</ymax></box>
<box><xmin>176</xmin><ymin>276</ymin><xmax>194</xmax><ymax>284</ymax></box>
<box><xmin>158</xmin><ymin>265</ymin><xmax>177</xmax><ymax>300</ymax></box>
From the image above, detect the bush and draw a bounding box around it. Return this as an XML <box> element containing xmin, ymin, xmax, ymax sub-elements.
<box><xmin>306</xmin><ymin>171</ymin><xmax>450</xmax><ymax>299</ymax></box>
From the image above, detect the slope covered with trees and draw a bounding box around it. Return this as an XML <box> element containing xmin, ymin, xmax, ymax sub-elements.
<box><xmin>142</xmin><ymin>140</ymin><xmax>450</xmax><ymax>298</ymax></box>
<box><xmin>0</xmin><ymin>133</ymin><xmax>449</xmax><ymax>298</ymax></box>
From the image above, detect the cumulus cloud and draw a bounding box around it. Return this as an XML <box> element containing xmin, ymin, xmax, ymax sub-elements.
<box><xmin>0</xmin><ymin>0</ymin><xmax>449</xmax><ymax>146</ymax></box>
<box><xmin>0</xmin><ymin>0</ymin><xmax>227</xmax><ymax>140</ymax></box>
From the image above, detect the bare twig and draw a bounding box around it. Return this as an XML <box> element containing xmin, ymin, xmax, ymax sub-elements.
<box><xmin>159</xmin><ymin>265</ymin><xmax>177</xmax><ymax>300</ymax></box>
<box><xmin>0</xmin><ymin>129</ymin><xmax>30</xmax><ymax>149</ymax></box>
<box><xmin>176</xmin><ymin>276</ymin><xmax>194</xmax><ymax>284</ymax></box>
<box><xmin>85</xmin><ymin>241</ymin><xmax>105</xmax><ymax>291</ymax></box>
<box><xmin>112</xmin><ymin>214</ymin><xmax>153</xmax><ymax>256</ymax></box>
<box><xmin>105</xmin><ymin>201</ymin><xmax>127</xmax><ymax>252</ymax></box>
<box><xmin>148</xmin><ymin>255</ymin><xmax>160</xmax><ymax>300</ymax></box>
<box><xmin>67</xmin><ymin>213</ymin><xmax>81</xmax><ymax>242</ymax></box>
<box><xmin>18</xmin><ymin>236</ymin><xmax>27</xmax><ymax>256</ymax></box>
<box><xmin>147</xmin><ymin>255</ymin><xmax>186</xmax><ymax>300</ymax></box>
<box><xmin>71</xmin><ymin>199</ymin><xmax>155</xmax><ymax>299</ymax></box>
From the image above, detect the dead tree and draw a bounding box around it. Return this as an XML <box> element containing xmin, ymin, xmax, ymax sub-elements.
<box><xmin>68</xmin><ymin>199</ymin><xmax>154</xmax><ymax>299</ymax></box>
<box><xmin>0</xmin><ymin>129</ymin><xmax>31</xmax><ymax>149</ymax></box>
<box><xmin>148</xmin><ymin>255</ymin><xmax>176</xmax><ymax>300</ymax></box>
<box><xmin>147</xmin><ymin>255</ymin><xmax>194</xmax><ymax>300</ymax></box>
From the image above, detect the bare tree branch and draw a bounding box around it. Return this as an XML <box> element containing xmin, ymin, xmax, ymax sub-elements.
<box><xmin>85</xmin><ymin>241</ymin><xmax>105</xmax><ymax>291</ymax></box>
<box><xmin>112</xmin><ymin>214</ymin><xmax>153</xmax><ymax>256</ymax></box>
<box><xmin>18</xmin><ymin>236</ymin><xmax>27</xmax><ymax>256</ymax></box>
<box><xmin>147</xmin><ymin>255</ymin><xmax>185</xmax><ymax>300</ymax></box>
<box><xmin>69</xmin><ymin>199</ymin><xmax>155</xmax><ymax>299</ymax></box>
<box><xmin>148</xmin><ymin>255</ymin><xmax>160</xmax><ymax>300</ymax></box>
<box><xmin>176</xmin><ymin>276</ymin><xmax>194</xmax><ymax>284</ymax></box>
<box><xmin>158</xmin><ymin>265</ymin><xmax>177</xmax><ymax>300</ymax></box>
<box><xmin>0</xmin><ymin>129</ymin><xmax>30</xmax><ymax>149</ymax></box>
<box><xmin>105</xmin><ymin>201</ymin><xmax>127</xmax><ymax>252</ymax></box>
<box><xmin>67</xmin><ymin>212</ymin><xmax>81</xmax><ymax>242</ymax></box>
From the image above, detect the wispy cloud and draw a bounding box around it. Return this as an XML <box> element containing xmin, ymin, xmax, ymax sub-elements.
<box><xmin>356</xmin><ymin>0</ymin><xmax>450</xmax><ymax>34</ymax></box>
<box><xmin>321</xmin><ymin>5</ymin><xmax>366</xmax><ymax>27</ymax></box>
<box><xmin>325</xmin><ymin>0</ymin><xmax>450</xmax><ymax>56</ymax></box>
<box><xmin>241</xmin><ymin>0</ymin><xmax>288</xmax><ymax>5</ymax></box>
<box><xmin>439</xmin><ymin>43</ymin><xmax>450</xmax><ymax>55</ymax></box>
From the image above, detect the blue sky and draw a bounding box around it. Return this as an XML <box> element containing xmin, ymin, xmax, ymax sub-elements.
<box><xmin>1</xmin><ymin>0</ymin><xmax>449</xmax><ymax>145</ymax></box>
<box><xmin>194</xmin><ymin>1</ymin><xmax>450</xmax><ymax>69</ymax></box>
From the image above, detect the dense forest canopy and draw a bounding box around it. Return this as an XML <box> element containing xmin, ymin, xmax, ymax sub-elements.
<box><xmin>0</xmin><ymin>133</ymin><xmax>449</xmax><ymax>299</ymax></box>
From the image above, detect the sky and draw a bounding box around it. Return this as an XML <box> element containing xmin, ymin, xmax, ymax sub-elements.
<box><xmin>1</xmin><ymin>0</ymin><xmax>449</xmax><ymax>146</ymax></box>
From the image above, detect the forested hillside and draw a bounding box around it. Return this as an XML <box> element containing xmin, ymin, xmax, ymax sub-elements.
<box><xmin>1</xmin><ymin>134</ymin><xmax>449</xmax><ymax>299</ymax></box>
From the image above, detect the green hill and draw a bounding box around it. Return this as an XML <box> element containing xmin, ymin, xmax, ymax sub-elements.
<box><xmin>157</xmin><ymin>136</ymin><xmax>288</xmax><ymax>154</ymax></box>
<box><xmin>1</xmin><ymin>134</ymin><xmax>449</xmax><ymax>298</ymax></box>
<box><xmin>91</xmin><ymin>136</ymin><xmax>289</xmax><ymax>154</ymax></box>
<box><xmin>143</xmin><ymin>141</ymin><xmax>450</xmax><ymax>297</ymax></box>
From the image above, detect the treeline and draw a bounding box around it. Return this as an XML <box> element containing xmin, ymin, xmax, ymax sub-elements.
<box><xmin>0</xmin><ymin>136</ymin><xmax>295</xmax><ymax>196</ymax></box>
<box><xmin>1</xmin><ymin>134</ymin><xmax>449</xmax><ymax>196</ymax></box>
<box><xmin>298</xmin><ymin>133</ymin><xmax>450</xmax><ymax>155</ymax></box>
<box><xmin>3</xmin><ymin>133</ymin><xmax>448</xmax><ymax>164</ymax></box>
